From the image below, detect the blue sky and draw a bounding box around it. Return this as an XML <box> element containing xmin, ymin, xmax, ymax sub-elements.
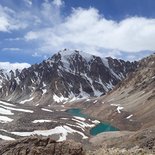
<box><xmin>0</xmin><ymin>0</ymin><xmax>155</xmax><ymax>69</ymax></box>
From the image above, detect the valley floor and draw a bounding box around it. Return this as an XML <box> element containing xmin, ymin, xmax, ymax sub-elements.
<box><xmin>1</xmin><ymin>98</ymin><xmax>155</xmax><ymax>154</ymax></box>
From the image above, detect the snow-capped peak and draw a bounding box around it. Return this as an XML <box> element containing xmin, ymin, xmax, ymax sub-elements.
<box><xmin>0</xmin><ymin>49</ymin><xmax>137</xmax><ymax>105</ymax></box>
<box><xmin>59</xmin><ymin>49</ymin><xmax>93</xmax><ymax>62</ymax></box>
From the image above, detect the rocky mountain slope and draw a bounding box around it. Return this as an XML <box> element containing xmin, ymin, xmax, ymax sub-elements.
<box><xmin>66</xmin><ymin>54</ymin><xmax>155</xmax><ymax>150</ymax></box>
<box><xmin>80</xmin><ymin>54</ymin><xmax>155</xmax><ymax>130</ymax></box>
<box><xmin>0</xmin><ymin>49</ymin><xmax>137</xmax><ymax>106</ymax></box>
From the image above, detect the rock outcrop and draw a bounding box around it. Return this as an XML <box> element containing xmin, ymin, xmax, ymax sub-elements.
<box><xmin>0</xmin><ymin>136</ymin><xmax>85</xmax><ymax>155</ymax></box>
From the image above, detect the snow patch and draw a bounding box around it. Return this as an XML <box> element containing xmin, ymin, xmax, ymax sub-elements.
<box><xmin>93</xmin><ymin>100</ymin><xmax>98</xmax><ymax>103</ymax></box>
<box><xmin>0</xmin><ymin>100</ymin><xmax>16</xmax><ymax>107</ymax></box>
<box><xmin>0</xmin><ymin>116</ymin><xmax>13</xmax><ymax>123</ymax></box>
<box><xmin>73</xmin><ymin>116</ymin><xmax>86</xmax><ymax>121</ymax></box>
<box><xmin>111</xmin><ymin>104</ymin><xmax>124</xmax><ymax>114</ymax></box>
<box><xmin>32</xmin><ymin>120</ymin><xmax>52</xmax><ymax>123</ymax></box>
<box><xmin>117</xmin><ymin>106</ymin><xmax>124</xmax><ymax>113</ymax></box>
<box><xmin>0</xmin><ymin>107</ymin><xmax>14</xmax><ymax>115</ymax></box>
<box><xmin>42</xmin><ymin>89</ymin><xmax>47</xmax><ymax>95</ymax></box>
<box><xmin>41</xmin><ymin>108</ymin><xmax>53</xmax><ymax>113</ymax></box>
<box><xmin>11</xmin><ymin>125</ymin><xmax>88</xmax><ymax>141</ymax></box>
<box><xmin>0</xmin><ymin>104</ymin><xmax>33</xmax><ymax>113</ymax></box>
<box><xmin>126</xmin><ymin>114</ymin><xmax>133</xmax><ymax>119</ymax></box>
<box><xmin>91</xmin><ymin>120</ymin><xmax>100</xmax><ymax>124</ymax></box>
<box><xmin>53</xmin><ymin>94</ymin><xmax>68</xmax><ymax>103</ymax></box>
<box><xmin>72</xmin><ymin>118</ymin><xmax>95</xmax><ymax>128</ymax></box>
<box><xmin>0</xmin><ymin>134</ymin><xmax>15</xmax><ymax>141</ymax></box>
<box><xmin>20</xmin><ymin>97</ymin><xmax>34</xmax><ymax>104</ymax></box>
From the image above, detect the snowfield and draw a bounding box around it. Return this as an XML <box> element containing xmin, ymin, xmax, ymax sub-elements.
<box><xmin>11</xmin><ymin>125</ymin><xmax>88</xmax><ymax>142</ymax></box>
<box><xmin>0</xmin><ymin>116</ymin><xmax>13</xmax><ymax>123</ymax></box>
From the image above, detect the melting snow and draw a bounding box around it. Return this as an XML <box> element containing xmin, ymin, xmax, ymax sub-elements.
<box><xmin>0</xmin><ymin>116</ymin><xmax>13</xmax><ymax>123</ymax></box>
<box><xmin>0</xmin><ymin>100</ymin><xmax>16</xmax><ymax>107</ymax></box>
<box><xmin>0</xmin><ymin>104</ymin><xmax>33</xmax><ymax>113</ymax></box>
<box><xmin>73</xmin><ymin>116</ymin><xmax>86</xmax><ymax>121</ymax></box>
<box><xmin>20</xmin><ymin>97</ymin><xmax>34</xmax><ymax>104</ymax></box>
<box><xmin>0</xmin><ymin>134</ymin><xmax>15</xmax><ymax>141</ymax></box>
<box><xmin>93</xmin><ymin>100</ymin><xmax>98</xmax><ymax>103</ymax></box>
<box><xmin>106</xmin><ymin>81</ymin><xmax>113</xmax><ymax>90</ymax></box>
<box><xmin>83</xmin><ymin>73</ymin><xmax>103</xmax><ymax>96</ymax></box>
<box><xmin>11</xmin><ymin>125</ymin><xmax>88</xmax><ymax>141</ymax></box>
<box><xmin>41</xmin><ymin>108</ymin><xmax>53</xmax><ymax>112</ymax></box>
<box><xmin>32</xmin><ymin>120</ymin><xmax>52</xmax><ymax>123</ymax></box>
<box><xmin>15</xmin><ymin>77</ymin><xmax>20</xmax><ymax>85</ymax></box>
<box><xmin>126</xmin><ymin>114</ymin><xmax>133</xmax><ymax>119</ymax></box>
<box><xmin>43</xmin><ymin>82</ymin><xmax>46</xmax><ymax>87</ymax></box>
<box><xmin>79</xmin><ymin>84</ymin><xmax>90</xmax><ymax>98</ymax></box>
<box><xmin>60</xmin><ymin>118</ymin><xmax>68</xmax><ymax>120</ymax></box>
<box><xmin>42</xmin><ymin>89</ymin><xmax>47</xmax><ymax>95</ymax></box>
<box><xmin>53</xmin><ymin>94</ymin><xmax>68</xmax><ymax>103</ymax></box>
<box><xmin>117</xmin><ymin>106</ymin><xmax>124</xmax><ymax>113</ymax></box>
<box><xmin>111</xmin><ymin>104</ymin><xmax>124</xmax><ymax>114</ymax></box>
<box><xmin>0</xmin><ymin>107</ymin><xmax>14</xmax><ymax>115</ymax></box>
<box><xmin>72</xmin><ymin>118</ymin><xmax>95</xmax><ymax>129</ymax></box>
<box><xmin>91</xmin><ymin>120</ymin><xmax>100</xmax><ymax>124</ymax></box>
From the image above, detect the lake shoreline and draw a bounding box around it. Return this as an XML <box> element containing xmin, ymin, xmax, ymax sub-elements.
<box><xmin>66</xmin><ymin>108</ymin><xmax>119</xmax><ymax>136</ymax></box>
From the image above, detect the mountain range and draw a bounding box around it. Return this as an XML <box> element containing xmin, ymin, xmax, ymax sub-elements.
<box><xmin>0</xmin><ymin>49</ymin><xmax>137</xmax><ymax>106</ymax></box>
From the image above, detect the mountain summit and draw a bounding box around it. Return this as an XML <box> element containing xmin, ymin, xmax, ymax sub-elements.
<box><xmin>0</xmin><ymin>49</ymin><xmax>137</xmax><ymax>105</ymax></box>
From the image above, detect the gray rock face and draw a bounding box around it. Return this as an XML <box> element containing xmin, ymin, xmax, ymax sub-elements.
<box><xmin>0</xmin><ymin>136</ymin><xmax>85</xmax><ymax>155</ymax></box>
<box><xmin>0</xmin><ymin>49</ymin><xmax>137</xmax><ymax>105</ymax></box>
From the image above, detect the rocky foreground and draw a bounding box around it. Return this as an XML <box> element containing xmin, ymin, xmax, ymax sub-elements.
<box><xmin>0</xmin><ymin>136</ymin><xmax>84</xmax><ymax>155</ymax></box>
<box><xmin>0</xmin><ymin>136</ymin><xmax>154</xmax><ymax>155</ymax></box>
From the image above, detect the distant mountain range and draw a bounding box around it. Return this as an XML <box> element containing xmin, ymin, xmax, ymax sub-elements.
<box><xmin>0</xmin><ymin>49</ymin><xmax>137</xmax><ymax>105</ymax></box>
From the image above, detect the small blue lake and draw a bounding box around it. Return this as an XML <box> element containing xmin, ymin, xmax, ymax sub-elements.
<box><xmin>90</xmin><ymin>122</ymin><xmax>118</xmax><ymax>136</ymax></box>
<box><xmin>66</xmin><ymin>108</ymin><xmax>118</xmax><ymax>136</ymax></box>
<box><xmin>66</xmin><ymin>108</ymin><xmax>88</xmax><ymax>118</ymax></box>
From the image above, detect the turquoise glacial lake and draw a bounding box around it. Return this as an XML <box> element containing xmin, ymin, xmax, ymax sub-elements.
<box><xmin>66</xmin><ymin>108</ymin><xmax>118</xmax><ymax>136</ymax></box>
<box><xmin>66</xmin><ymin>108</ymin><xmax>88</xmax><ymax>118</ymax></box>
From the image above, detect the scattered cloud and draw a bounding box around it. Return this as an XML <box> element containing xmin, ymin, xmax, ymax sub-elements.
<box><xmin>0</xmin><ymin>5</ymin><xmax>27</xmax><ymax>32</ymax></box>
<box><xmin>0</xmin><ymin>1</ymin><xmax>155</xmax><ymax>61</ymax></box>
<box><xmin>2</xmin><ymin>48</ymin><xmax>21</xmax><ymax>51</ymax></box>
<box><xmin>5</xmin><ymin>37</ymin><xmax>23</xmax><ymax>41</ymax></box>
<box><xmin>0</xmin><ymin>62</ymin><xmax>30</xmax><ymax>71</ymax></box>
<box><xmin>53</xmin><ymin>0</ymin><xmax>64</xmax><ymax>7</ymax></box>
<box><xmin>24</xmin><ymin>7</ymin><xmax>155</xmax><ymax>57</ymax></box>
<box><xmin>23</xmin><ymin>0</ymin><xmax>32</xmax><ymax>7</ymax></box>
<box><xmin>32</xmin><ymin>52</ymin><xmax>41</xmax><ymax>57</ymax></box>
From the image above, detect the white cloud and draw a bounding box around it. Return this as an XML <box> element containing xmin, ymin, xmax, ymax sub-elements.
<box><xmin>32</xmin><ymin>52</ymin><xmax>41</xmax><ymax>57</ymax></box>
<box><xmin>40</xmin><ymin>0</ymin><xmax>62</xmax><ymax>25</ymax></box>
<box><xmin>23</xmin><ymin>0</ymin><xmax>32</xmax><ymax>6</ymax></box>
<box><xmin>53</xmin><ymin>0</ymin><xmax>63</xmax><ymax>7</ymax></box>
<box><xmin>24</xmin><ymin>7</ymin><xmax>155</xmax><ymax>56</ymax></box>
<box><xmin>5</xmin><ymin>37</ymin><xmax>22</xmax><ymax>41</ymax></box>
<box><xmin>0</xmin><ymin>62</ymin><xmax>30</xmax><ymax>71</ymax></box>
<box><xmin>0</xmin><ymin>16</ymin><xmax>10</xmax><ymax>32</ymax></box>
<box><xmin>0</xmin><ymin>5</ymin><xmax>27</xmax><ymax>32</ymax></box>
<box><xmin>2</xmin><ymin>48</ymin><xmax>21</xmax><ymax>51</ymax></box>
<box><xmin>1</xmin><ymin>1</ymin><xmax>154</xmax><ymax>59</ymax></box>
